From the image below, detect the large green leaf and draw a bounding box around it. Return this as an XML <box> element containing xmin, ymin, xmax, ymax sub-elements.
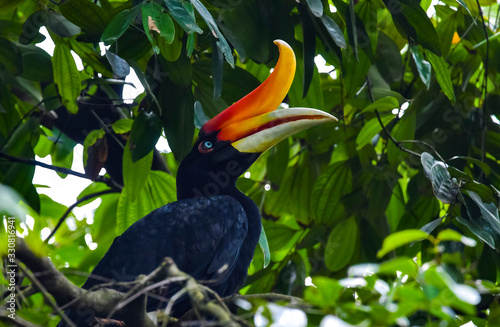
<box><xmin>266</xmin><ymin>140</ymin><xmax>289</xmax><ymax>187</ymax></box>
<box><xmin>356</xmin><ymin>113</ymin><xmax>395</xmax><ymax>150</ymax></box>
<box><xmin>163</xmin><ymin>0</ymin><xmax>203</xmax><ymax>35</ymax></box>
<box><xmin>122</xmin><ymin>139</ymin><xmax>154</xmax><ymax>203</ymax></box>
<box><xmin>101</xmin><ymin>3</ymin><xmax>144</xmax><ymax>45</ymax></box>
<box><xmin>129</xmin><ymin>111</ymin><xmax>162</xmax><ymax>163</ymax></box>
<box><xmin>59</xmin><ymin>0</ymin><xmax>109</xmax><ymax>35</ymax></box>
<box><xmin>191</xmin><ymin>0</ymin><xmax>234</xmax><ymax>67</ymax></box>
<box><xmin>325</xmin><ymin>216</ymin><xmax>358</xmax><ymax>271</ymax></box>
<box><xmin>53</xmin><ymin>41</ymin><xmax>80</xmax><ymax>114</ymax></box>
<box><xmin>382</xmin><ymin>0</ymin><xmax>441</xmax><ymax>55</ymax></box>
<box><xmin>360</xmin><ymin>96</ymin><xmax>399</xmax><ymax>114</ymax></box>
<box><xmin>426</xmin><ymin>51</ymin><xmax>456</xmax><ymax>103</ymax></box>
<box><xmin>411</xmin><ymin>45</ymin><xmax>432</xmax><ymax>89</ymax></box>
<box><xmin>69</xmin><ymin>38</ymin><xmax>113</xmax><ymax>77</ymax></box>
<box><xmin>258</xmin><ymin>226</ymin><xmax>271</xmax><ymax>269</ymax></box>
<box><xmin>0</xmin><ymin>37</ymin><xmax>22</xmax><ymax>75</ymax></box>
<box><xmin>311</xmin><ymin>162</ymin><xmax>353</xmax><ymax>225</ymax></box>
<box><xmin>157</xmin><ymin>79</ymin><xmax>194</xmax><ymax>161</ymax></box>
<box><xmin>142</xmin><ymin>2</ymin><xmax>175</xmax><ymax>53</ymax></box>
<box><xmin>320</xmin><ymin>15</ymin><xmax>346</xmax><ymax>49</ymax></box>
<box><xmin>377</xmin><ymin>229</ymin><xmax>429</xmax><ymax>258</ymax></box>
<box><xmin>305</xmin><ymin>0</ymin><xmax>323</xmax><ymax>17</ymax></box>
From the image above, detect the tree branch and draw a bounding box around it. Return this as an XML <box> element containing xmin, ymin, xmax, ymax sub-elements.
<box><xmin>0</xmin><ymin>151</ymin><xmax>122</xmax><ymax>190</ymax></box>
<box><xmin>13</xmin><ymin>238</ymin><xmax>155</xmax><ymax>327</ymax></box>
<box><xmin>374</xmin><ymin>109</ymin><xmax>421</xmax><ymax>157</ymax></box>
<box><xmin>11</xmin><ymin>239</ymin><xmax>242</xmax><ymax>327</ymax></box>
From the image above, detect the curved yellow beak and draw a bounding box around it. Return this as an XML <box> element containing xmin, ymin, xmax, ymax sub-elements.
<box><xmin>200</xmin><ymin>39</ymin><xmax>337</xmax><ymax>153</ymax></box>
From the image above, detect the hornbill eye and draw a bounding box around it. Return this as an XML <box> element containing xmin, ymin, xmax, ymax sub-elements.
<box><xmin>198</xmin><ymin>140</ymin><xmax>214</xmax><ymax>153</ymax></box>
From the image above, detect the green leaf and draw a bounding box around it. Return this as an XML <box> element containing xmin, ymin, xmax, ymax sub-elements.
<box><xmin>299</xmin><ymin>4</ymin><xmax>316</xmax><ymax>99</ymax></box>
<box><xmin>311</xmin><ymin>162</ymin><xmax>353</xmax><ymax>225</ymax></box>
<box><xmin>437</xmin><ymin>229</ymin><xmax>477</xmax><ymax>247</ymax></box>
<box><xmin>356</xmin><ymin>114</ymin><xmax>395</xmax><ymax>150</ymax></box>
<box><xmin>212</xmin><ymin>38</ymin><xmax>224</xmax><ymax>100</ymax></box>
<box><xmin>111</xmin><ymin>119</ymin><xmax>133</xmax><ymax>134</ymax></box>
<box><xmin>266</xmin><ymin>140</ymin><xmax>289</xmax><ymax>187</ymax></box>
<box><xmin>59</xmin><ymin>0</ymin><xmax>109</xmax><ymax>35</ymax></box>
<box><xmin>101</xmin><ymin>3</ymin><xmax>144</xmax><ymax>45</ymax></box>
<box><xmin>0</xmin><ymin>184</ymin><xmax>27</xmax><ymax>218</ymax></box>
<box><xmin>320</xmin><ymin>15</ymin><xmax>346</xmax><ymax>49</ymax></box>
<box><xmin>360</xmin><ymin>96</ymin><xmax>400</xmax><ymax>114</ymax></box>
<box><xmin>347</xmin><ymin>0</ymin><xmax>358</xmax><ymax>59</ymax></box>
<box><xmin>69</xmin><ymin>38</ymin><xmax>113</xmax><ymax>77</ymax></box>
<box><xmin>0</xmin><ymin>37</ymin><xmax>22</xmax><ymax>75</ymax></box>
<box><xmin>123</xmin><ymin>139</ymin><xmax>154</xmax><ymax>202</ymax></box>
<box><xmin>194</xmin><ymin>101</ymin><xmax>209</xmax><ymax>129</ymax></box>
<box><xmin>304</xmin><ymin>277</ymin><xmax>343</xmax><ymax>309</ymax></box>
<box><xmin>382</xmin><ymin>0</ymin><xmax>441</xmax><ymax>55</ymax></box>
<box><xmin>19</xmin><ymin>11</ymin><xmax>49</xmax><ymax>44</ymax></box>
<box><xmin>191</xmin><ymin>0</ymin><xmax>234</xmax><ymax>67</ymax></box>
<box><xmin>129</xmin><ymin>111</ymin><xmax>162</xmax><ymax>163</ymax></box>
<box><xmin>411</xmin><ymin>45</ymin><xmax>431</xmax><ymax>89</ymax></box>
<box><xmin>455</xmin><ymin>0</ymin><xmax>473</xmax><ymax>17</ymax></box>
<box><xmin>147</xmin><ymin>170</ymin><xmax>176</xmax><ymax>206</ymax></box>
<box><xmin>82</xmin><ymin>129</ymin><xmax>105</xmax><ymax>167</ymax></box>
<box><xmin>426</xmin><ymin>51</ymin><xmax>456</xmax><ymax>103</ymax></box>
<box><xmin>157</xmin><ymin>80</ymin><xmax>194</xmax><ymax>161</ymax></box>
<box><xmin>468</xmin><ymin>191</ymin><xmax>500</xmax><ymax>242</ymax></box>
<box><xmin>325</xmin><ymin>216</ymin><xmax>358</xmax><ymax>271</ymax></box>
<box><xmin>305</xmin><ymin>0</ymin><xmax>323</xmax><ymax>17</ymax></box>
<box><xmin>163</xmin><ymin>0</ymin><xmax>203</xmax><ymax>34</ymax></box>
<box><xmin>378</xmin><ymin>256</ymin><xmax>419</xmax><ymax>278</ymax></box>
<box><xmin>105</xmin><ymin>51</ymin><xmax>130</xmax><ymax>79</ymax></box>
<box><xmin>53</xmin><ymin>41</ymin><xmax>80</xmax><ymax>114</ymax></box>
<box><xmin>46</xmin><ymin>12</ymin><xmax>81</xmax><ymax>38</ymax></box>
<box><xmin>142</xmin><ymin>2</ymin><xmax>175</xmax><ymax>53</ymax></box>
<box><xmin>258</xmin><ymin>226</ymin><xmax>271</xmax><ymax>269</ymax></box>
<box><xmin>377</xmin><ymin>229</ymin><xmax>429</xmax><ymax>258</ymax></box>
<box><xmin>448</xmin><ymin>156</ymin><xmax>491</xmax><ymax>176</ymax></box>
<box><xmin>50</xmin><ymin>131</ymin><xmax>76</xmax><ymax>178</ymax></box>
<box><xmin>129</xmin><ymin>60</ymin><xmax>161</xmax><ymax>112</ymax></box>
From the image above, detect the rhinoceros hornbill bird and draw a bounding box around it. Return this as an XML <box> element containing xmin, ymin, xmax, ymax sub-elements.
<box><xmin>58</xmin><ymin>40</ymin><xmax>336</xmax><ymax>326</ymax></box>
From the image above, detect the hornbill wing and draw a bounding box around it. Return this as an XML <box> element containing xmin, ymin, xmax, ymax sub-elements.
<box><xmin>63</xmin><ymin>195</ymin><xmax>247</xmax><ymax>326</ymax></box>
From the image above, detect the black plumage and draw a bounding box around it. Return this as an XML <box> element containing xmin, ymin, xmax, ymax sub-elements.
<box><xmin>58</xmin><ymin>135</ymin><xmax>262</xmax><ymax>326</ymax></box>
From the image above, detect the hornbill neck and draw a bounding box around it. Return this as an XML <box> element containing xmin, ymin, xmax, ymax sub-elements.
<box><xmin>175</xmin><ymin>163</ymin><xmax>262</xmax><ymax>253</ymax></box>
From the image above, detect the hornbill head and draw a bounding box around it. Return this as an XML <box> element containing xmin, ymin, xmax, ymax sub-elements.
<box><xmin>177</xmin><ymin>40</ymin><xmax>337</xmax><ymax>199</ymax></box>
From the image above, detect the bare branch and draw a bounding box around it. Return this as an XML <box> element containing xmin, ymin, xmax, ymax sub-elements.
<box><xmin>374</xmin><ymin>109</ymin><xmax>421</xmax><ymax>158</ymax></box>
<box><xmin>0</xmin><ymin>152</ymin><xmax>122</xmax><ymax>190</ymax></box>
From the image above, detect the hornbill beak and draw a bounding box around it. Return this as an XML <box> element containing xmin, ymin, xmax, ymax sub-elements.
<box><xmin>201</xmin><ymin>40</ymin><xmax>337</xmax><ymax>153</ymax></box>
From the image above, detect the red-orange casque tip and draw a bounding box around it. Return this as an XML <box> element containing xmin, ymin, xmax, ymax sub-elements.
<box><xmin>200</xmin><ymin>40</ymin><xmax>296</xmax><ymax>141</ymax></box>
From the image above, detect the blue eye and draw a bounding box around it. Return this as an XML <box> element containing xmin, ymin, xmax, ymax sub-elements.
<box><xmin>198</xmin><ymin>140</ymin><xmax>214</xmax><ymax>153</ymax></box>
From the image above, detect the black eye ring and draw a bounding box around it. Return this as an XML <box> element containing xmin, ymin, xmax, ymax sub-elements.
<box><xmin>198</xmin><ymin>140</ymin><xmax>214</xmax><ymax>153</ymax></box>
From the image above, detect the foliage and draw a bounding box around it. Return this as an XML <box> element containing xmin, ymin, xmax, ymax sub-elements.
<box><xmin>1</xmin><ymin>0</ymin><xmax>500</xmax><ymax>326</ymax></box>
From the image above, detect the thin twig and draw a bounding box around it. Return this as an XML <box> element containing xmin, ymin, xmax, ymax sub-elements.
<box><xmin>18</xmin><ymin>265</ymin><xmax>76</xmax><ymax>327</ymax></box>
<box><xmin>397</xmin><ymin>140</ymin><xmax>445</xmax><ymax>162</ymax></box>
<box><xmin>475</xmin><ymin>0</ymin><xmax>489</xmax><ymax>166</ymax></box>
<box><xmin>0</xmin><ymin>152</ymin><xmax>120</xmax><ymax>190</ymax></box>
<box><xmin>46</xmin><ymin>189</ymin><xmax>119</xmax><ymax>241</ymax></box>
<box><xmin>374</xmin><ymin>109</ymin><xmax>421</xmax><ymax>157</ymax></box>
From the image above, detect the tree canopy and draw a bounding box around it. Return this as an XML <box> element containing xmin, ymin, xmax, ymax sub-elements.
<box><xmin>1</xmin><ymin>0</ymin><xmax>500</xmax><ymax>326</ymax></box>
